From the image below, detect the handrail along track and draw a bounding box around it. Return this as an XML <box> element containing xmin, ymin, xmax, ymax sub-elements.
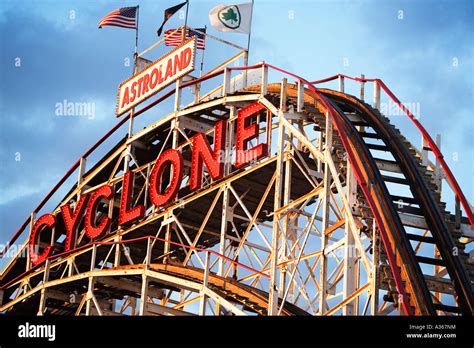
<box><xmin>1</xmin><ymin>63</ymin><xmax>472</xmax><ymax>316</ymax></box>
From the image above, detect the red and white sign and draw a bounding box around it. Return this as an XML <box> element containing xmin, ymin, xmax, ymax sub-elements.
<box><xmin>116</xmin><ymin>37</ymin><xmax>196</xmax><ymax>116</ymax></box>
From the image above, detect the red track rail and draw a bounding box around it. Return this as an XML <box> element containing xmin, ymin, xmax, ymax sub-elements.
<box><xmin>1</xmin><ymin>64</ymin><xmax>471</xmax><ymax>316</ymax></box>
<box><xmin>311</xmin><ymin>74</ymin><xmax>474</xmax><ymax>227</ymax></box>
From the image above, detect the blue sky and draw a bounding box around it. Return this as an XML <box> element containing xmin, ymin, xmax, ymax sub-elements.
<box><xmin>0</xmin><ymin>0</ymin><xmax>473</xmax><ymax>251</ymax></box>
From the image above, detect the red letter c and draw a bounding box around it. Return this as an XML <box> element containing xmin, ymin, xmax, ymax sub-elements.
<box><xmin>85</xmin><ymin>185</ymin><xmax>113</xmax><ymax>240</ymax></box>
<box><xmin>29</xmin><ymin>214</ymin><xmax>56</xmax><ymax>267</ymax></box>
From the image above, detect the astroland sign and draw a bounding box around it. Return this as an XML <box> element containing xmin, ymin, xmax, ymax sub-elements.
<box><xmin>116</xmin><ymin>37</ymin><xmax>196</xmax><ymax>116</ymax></box>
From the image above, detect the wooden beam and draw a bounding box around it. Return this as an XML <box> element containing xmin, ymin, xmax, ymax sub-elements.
<box><xmin>146</xmin><ymin>302</ymin><xmax>195</xmax><ymax>316</ymax></box>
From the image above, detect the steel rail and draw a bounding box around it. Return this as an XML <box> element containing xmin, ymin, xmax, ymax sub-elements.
<box><xmin>320</xmin><ymin>89</ymin><xmax>473</xmax><ymax>314</ymax></box>
<box><xmin>326</xmin><ymin>97</ymin><xmax>435</xmax><ymax>314</ymax></box>
<box><xmin>0</xmin><ymin>235</ymin><xmax>269</xmax><ymax>291</ymax></box>
<box><xmin>311</xmin><ymin>74</ymin><xmax>474</xmax><ymax>227</ymax></box>
<box><xmin>263</xmin><ymin>64</ymin><xmax>416</xmax><ymax>314</ymax></box>
<box><xmin>1</xmin><ymin>64</ymin><xmax>471</xmax><ymax>316</ymax></box>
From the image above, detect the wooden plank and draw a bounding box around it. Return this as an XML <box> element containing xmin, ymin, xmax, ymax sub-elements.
<box><xmin>146</xmin><ymin>302</ymin><xmax>196</xmax><ymax>316</ymax></box>
<box><xmin>324</xmin><ymin>219</ymin><xmax>345</xmax><ymax>236</ymax></box>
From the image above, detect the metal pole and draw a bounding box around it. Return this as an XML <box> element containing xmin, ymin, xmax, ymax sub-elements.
<box><xmin>373</xmin><ymin>80</ymin><xmax>381</xmax><ymax>110</ymax></box>
<box><xmin>319</xmin><ymin>111</ymin><xmax>332</xmax><ymax>315</ymax></box>
<box><xmin>134</xmin><ymin>5</ymin><xmax>139</xmax><ymax>62</ymax></box>
<box><xmin>342</xmin><ymin>160</ymin><xmax>356</xmax><ymax>315</ymax></box>
<box><xmin>127</xmin><ymin>5</ymin><xmax>139</xmax><ymax>143</ymax></box>
<box><xmin>182</xmin><ymin>0</ymin><xmax>189</xmax><ymax>43</ymax></box>
<box><xmin>269</xmin><ymin>110</ymin><xmax>285</xmax><ymax>315</ymax></box>
<box><xmin>199</xmin><ymin>25</ymin><xmax>207</xmax><ymax>77</ymax></box>
<box><xmin>195</xmin><ymin>25</ymin><xmax>207</xmax><ymax>101</ymax></box>
<box><xmin>338</xmin><ymin>75</ymin><xmax>344</xmax><ymax>93</ymax></box>
<box><xmin>360</xmin><ymin>74</ymin><xmax>365</xmax><ymax>101</ymax></box>
<box><xmin>371</xmin><ymin>220</ymin><xmax>380</xmax><ymax>315</ymax></box>
<box><xmin>125</xmin><ymin>5</ymin><xmax>140</xmax><ymax>174</ymax></box>
<box><xmin>245</xmin><ymin>0</ymin><xmax>254</xmax><ymax>63</ymax></box>
<box><xmin>243</xmin><ymin>1</ymin><xmax>254</xmax><ymax>87</ymax></box>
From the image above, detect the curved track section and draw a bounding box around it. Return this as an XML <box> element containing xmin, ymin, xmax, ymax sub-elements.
<box><xmin>320</xmin><ymin>89</ymin><xmax>473</xmax><ymax>314</ymax></box>
<box><xmin>2</xmin><ymin>262</ymin><xmax>306</xmax><ymax>316</ymax></box>
<box><xmin>256</xmin><ymin>82</ymin><xmax>473</xmax><ymax>315</ymax></box>
<box><xmin>0</xmin><ymin>65</ymin><xmax>472</xmax><ymax>316</ymax></box>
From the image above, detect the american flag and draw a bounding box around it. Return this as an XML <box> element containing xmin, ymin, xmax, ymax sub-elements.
<box><xmin>98</xmin><ymin>7</ymin><xmax>138</xmax><ymax>29</ymax></box>
<box><xmin>165</xmin><ymin>28</ymin><xmax>206</xmax><ymax>50</ymax></box>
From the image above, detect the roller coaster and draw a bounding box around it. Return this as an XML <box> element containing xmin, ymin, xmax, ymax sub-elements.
<box><xmin>0</xmin><ymin>35</ymin><xmax>473</xmax><ymax>316</ymax></box>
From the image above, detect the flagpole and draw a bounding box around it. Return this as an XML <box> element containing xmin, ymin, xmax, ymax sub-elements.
<box><xmin>246</xmin><ymin>0</ymin><xmax>254</xmax><ymax>62</ymax></box>
<box><xmin>182</xmin><ymin>0</ymin><xmax>189</xmax><ymax>43</ymax></box>
<box><xmin>199</xmin><ymin>25</ymin><xmax>207</xmax><ymax>77</ymax></box>
<box><xmin>244</xmin><ymin>0</ymin><xmax>254</xmax><ymax>87</ymax></box>
<box><xmin>134</xmin><ymin>5</ymin><xmax>140</xmax><ymax>72</ymax></box>
<box><xmin>128</xmin><ymin>5</ymin><xmax>139</xmax><ymax>145</ymax></box>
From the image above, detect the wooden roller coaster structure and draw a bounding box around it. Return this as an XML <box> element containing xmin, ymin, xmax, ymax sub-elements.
<box><xmin>0</xmin><ymin>54</ymin><xmax>473</xmax><ymax>316</ymax></box>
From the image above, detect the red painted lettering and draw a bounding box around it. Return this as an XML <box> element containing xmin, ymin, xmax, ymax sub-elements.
<box><xmin>85</xmin><ymin>185</ymin><xmax>113</xmax><ymax>240</ymax></box>
<box><xmin>119</xmin><ymin>171</ymin><xmax>145</xmax><ymax>226</ymax></box>
<box><xmin>61</xmin><ymin>194</ymin><xmax>89</xmax><ymax>252</ymax></box>
<box><xmin>190</xmin><ymin>120</ymin><xmax>226</xmax><ymax>190</ymax></box>
<box><xmin>29</xmin><ymin>214</ymin><xmax>56</xmax><ymax>267</ymax></box>
<box><xmin>149</xmin><ymin>149</ymin><xmax>183</xmax><ymax>207</ymax></box>
<box><xmin>235</xmin><ymin>102</ymin><xmax>269</xmax><ymax>168</ymax></box>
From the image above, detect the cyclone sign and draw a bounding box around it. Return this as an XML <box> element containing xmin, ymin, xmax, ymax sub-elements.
<box><xmin>116</xmin><ymin>37</ymin><xmax>196</xmax><ymax>116</ymax></box>
<box><xmin>28</xmin><ymin>102</ymin><xmax>269</xmax><ymax>267</ymax></box>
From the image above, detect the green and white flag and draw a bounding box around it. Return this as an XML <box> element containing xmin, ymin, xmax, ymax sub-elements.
<box><xmin>208</xmin><ymin>3</ymin><xmax>252</xmax><ymax>34</ymax></box>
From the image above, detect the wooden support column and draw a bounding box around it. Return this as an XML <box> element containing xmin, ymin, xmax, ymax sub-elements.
<box><xmin>373</xmin><ymin>81</ymin><xmax>381</xmax><ymax>110</ymax></box>
<box><xmin>199</xmin><ymin>252</ymin><xmax>211</xmax><ymax>315</ymax></box>
<box><xmin>342</xmin><ymin>160</ymin><xmax>357</xmax><ymax>315</ymax></box>
<box><xmin>225</xmin><ymin>106</ymin><xmax>236</xmax><ymax>176</ymax></box>
<box><xmin>139</xmin><ymin>273</ymin><xmax>149</xmax><ymax>315</ymax></box>
<box><xmin>421</xmin><ymin>136</ymin><xmax>429</xmax><ymax>167</ymax></box>
<box><xmin>85</xmin><ymin>244</ymin><xmax>97</xmax><ymax>316</ymax></box>
<box><xmin>319</xmin><ymin>111</ymin><xmax>332</xmax><ymax>315</ymax></box>
<box><xmin>268</xmin><ymin>109</ymin><xmax>285</xmax><ymax>315</ymax></box>
<box><xmin>26</xmin><ymin>212</ymin><xmax>36</xmax><ymax>273</ymax></box>
<box><xmin>278</xmin><ymin>79</ymin><xmax>291</xmax><ymax>298</ymax></box>
<box><xmin>371</xmin><ymin>220</ymin><xmax>380</xmax><ymax>315</ymax></box>
<box><xmin>77</xmin><ymin>157</ymin><xmax>86</xmax><ymax>200</ymax></box>
<box><xmin>223</xmin><ymin>68</ymin><xmax>231</xmax><ymax>96</ymax></box>
<box><xmin>124</xmin><ymin>145</ymin><xmax>132</xmax><ymax>173</ymax></box>
<box><xmin>297</xmin><ymin>79</ymin><xmax>304</xmax><ymax>112</ymax></box>
<box><xmin>261</xmin><ymin>63</ymin><xmax>268</xmax><ymax>95</ymax></box>
<box><xmin>218</xmin><ymin>185</ymin><xmax>230</xmax><ymax>276</ymax></box>
<box><xmin>37</xmin><ymin>289</ymin><xmax>47</xmax><ymax>316</ymax></box>
<box><xmin>114</xmin><ymin>234</ymin><xmax>122</xmax><ymax>267</ymax></box>
<box><xmin>338</xmin><ymin>76</ymin><xmax>345</xmax><ymax>93</ymax></box>
<box><xmin>360</xmin><ymin>74</ymin><xmax>365</xmax><ymax>101</ymax></box>
<box><xmin>279</xmin><ymin>149</ymin><xmax>292</xmax><ymax>298</ymax></box>
<box><xmin>218</xmin><ymin>106</ymin><xmax>233</xmax><ymax>277</ymax></box>
<box><xmin>37</xmin><ymin>259</ymin><xmax>51</xmax><ymax>316</ymax></box>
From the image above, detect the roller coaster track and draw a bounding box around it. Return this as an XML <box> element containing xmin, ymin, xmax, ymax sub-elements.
<box><xmin>320</xmin><ymin>88</ymin><xmax>473</xmax><ymax>314</ymax></box>
<box><xmin>0</xmin><ymin>63</ymin><xmax>472</xmax><ymax>316</ymax></box>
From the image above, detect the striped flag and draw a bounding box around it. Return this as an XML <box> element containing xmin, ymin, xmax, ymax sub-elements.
<box><xmin>165</xmin><ymin>28</ymin><xmax>206</xmax><ymax>49</ymax></box>
<box><xmin>98</xmin><ymin>6</ymin><xmax>138</xmax><ymax>29</ymax></box>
